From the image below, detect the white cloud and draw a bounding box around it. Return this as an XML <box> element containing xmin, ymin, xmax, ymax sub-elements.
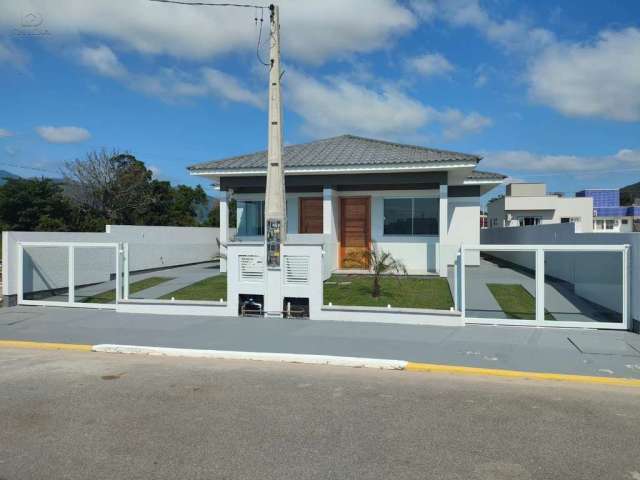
<box><xmin>406</xmin><ymin>53</ymin><xmax>454</xmax><ymax>77</ymax></box>
<box><xmin>201</xmin><ymin>68</ymin><xmax>263</xmax><ymax>108</ymax></box>
<box><xmin>0</xmin><ymin>128</ymin><xmax>14</xmax><ymax>138</ymax></box>
<box><xmin>0</xmin><ymin>0</ymin><xmax>415</xmax><ymax>65</ymax></box>
<box><xmin>285</xmin><ymin>70</ymin><xmax>491</xmax><ymax>140</ymax></box>
<box><xmin>482</xmin><ymin>148</ymin><xmax>640</xmax><ymax>172</ymax></box>
<box><xmin>436</xmin><ymin>109</ymin><xmax>492</xmax><ymax>140</ymax></box>
<box><xmin>35</xmin><ymin>126</ymin><xmax>91</xmax><ymax>144</ymax></box>
<box><xmin>528</xmin><ymin>28</ymin><xmax>640</xmax><ymax>121</ymax></box>
<box><xmin>423</xmin><ymin>0</ymin><xmax>555</xmax><ymax>53</ymax></box>
<box><xmin>78</xmin><ymin>44</ymin><xmax>127</xmax><ymax>78</ymax></box>
<box><xmin>78</xmin><ymin>45</ymin><xmax>263</xmax><ymax>107</ymax></box>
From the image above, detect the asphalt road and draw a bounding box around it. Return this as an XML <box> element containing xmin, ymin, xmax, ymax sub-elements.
<box><xmin>1</xmin><ymin>349</ymin><xmax>639</xmax><ymax>480</ymax></box>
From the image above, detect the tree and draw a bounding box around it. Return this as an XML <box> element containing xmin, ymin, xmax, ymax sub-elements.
<box><xmin>206</xmin><ymin>198</ymin><xmax>236</xmax><ymax>227</ymax></box>
<box><xmin>346</xmin><ymin>246</ymin><xmax>407</xmax><ymax>298</ymax></box>
<box><xmin>172</xmin><ymin>184</ymin><xmax>207</xmax><ymax>226</ymax></box>
<box><xmin>0</xmin><ymin>178</ymin><xmax>77</xmax><ymax>231</ymax></box>
<box><xmin>63</xmin><ymin>149</ymin><xmax>154</xmax><ymax>225</ymax></box>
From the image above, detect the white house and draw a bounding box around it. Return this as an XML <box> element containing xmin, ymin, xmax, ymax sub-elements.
<box><xmin>189</xmin><ymin>134</ymin><xmax>505</xmax><ymax>275</ymax></box>
<box><xmin>487</xmin><ymin>183</ymin><xmax>593</xmax><ymax>232</ymax></box>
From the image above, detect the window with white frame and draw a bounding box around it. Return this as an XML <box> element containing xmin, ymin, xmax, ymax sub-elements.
<box><xmin>237</xmin><ymin>200</ymin><xmax>264</xmax><ymax>236</ymax></box>
<box><xmin>561</xmin><ymin>217</ymin><xmax>581</xmax><ymax>224</ymax></box>
<box><xmin>594</xmin><ymin>218</ymin><xmax>619</xmax><ymax>231</ymax></box>
<box><xmin>383</xmin><ymin>198</ymin><xmax>438</xmax><ymax>235</ymax></box>
<box><xmin>517</xmin><ymin>216</ymin><xmax>541</xmax><ymax>226</ymax></box>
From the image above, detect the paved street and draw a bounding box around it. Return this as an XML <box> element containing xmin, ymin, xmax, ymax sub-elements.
<box><xmin>0</xmin><ymin>348</ymin><xmax>639</xmax><ymax>480</ymax></box>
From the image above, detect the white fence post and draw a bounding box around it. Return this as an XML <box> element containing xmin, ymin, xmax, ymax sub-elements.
<box><xmin>535</xmin><ymin>248</ymin><xmax>544</xmax><ymax>324</ymax></box>
<box><xmin>68</xmin><ymin>246</ymin><xmax>75</xmax><ymax>304</ymax></box>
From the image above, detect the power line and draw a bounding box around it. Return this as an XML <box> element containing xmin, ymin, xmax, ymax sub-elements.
<box><xmin>149</xmin><ymin>0</ymin><xmax>268</xmax><ymax>9</ymax></box>
<box><xmin>148</xmin><ymin>0</ymin><xmax>272</xmax><ymax>67</ymax></box>
<box><xmin>0</xmin><ymin>162</ymin><xmax>61</xmax><ymax>175</ymax></box>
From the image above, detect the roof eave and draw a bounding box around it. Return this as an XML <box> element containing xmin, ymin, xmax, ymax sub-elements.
<box><xmin>189</xmin><ymin>160</ymin><xmax>479</xmax><ymax>177</ymax></box>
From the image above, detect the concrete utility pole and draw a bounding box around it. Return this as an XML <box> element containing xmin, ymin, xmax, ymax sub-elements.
<box><xmin>263</xmin><ymin>3</ymin><xmax>286</xmax><ymax>315</ymax></box>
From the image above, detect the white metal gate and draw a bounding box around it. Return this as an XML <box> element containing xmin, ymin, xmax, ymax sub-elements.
<box><xmin>17</xmin><ymin>241</ymin><xmax>123</xmax><ymax>309</ymax></box>
<box><xmin>458</xmin><ymin>244</ymin><xmax>630</xmax><ymax>330</ymax></box>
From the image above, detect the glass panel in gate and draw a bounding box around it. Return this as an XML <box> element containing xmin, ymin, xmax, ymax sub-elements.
<box><xmin>465</xmin><ymin>249</ymin><xmax>537</xmax><ymax>321</ymax></box>
<box><xmin>543</xmin><ymin>251</ymin><xmax>623</xmax><ymax>324</ymax></box>
<box><xmin>73</xmin><ymin>247</ymin><xmax>118</xmax><ymax>304</ymax></box>
<box><xmin>22</xmin><ymin>246</ymin><xmax>69</xmax><ymax>302</ymax></box>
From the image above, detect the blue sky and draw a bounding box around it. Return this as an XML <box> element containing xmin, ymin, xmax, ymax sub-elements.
<box><xmin>1</xmin><ymin>0</ymin><xmax>639</xmax><ymax>206</ymax></box>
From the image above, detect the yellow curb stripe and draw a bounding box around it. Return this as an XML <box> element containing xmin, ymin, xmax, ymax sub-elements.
<box><xmin>0</xmin><ymin>340</ymin><xmax>93</xmax><ymax>352</ymax></box>
<box><xmin>405</xmin><ymin>362</ymin><xmax>640</xmax><ymax>387</ymax></box>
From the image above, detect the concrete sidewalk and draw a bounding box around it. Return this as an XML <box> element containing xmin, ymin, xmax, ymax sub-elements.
<box><xmin>1</xmin><ymin>305</ymin><xmax>639</xmax><ymax>379</ymax></box>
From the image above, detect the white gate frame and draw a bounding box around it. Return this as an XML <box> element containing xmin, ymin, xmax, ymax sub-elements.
<box><xmin>460</xmin><ymin>244</ymin><xmax>630</xmax><ymax>330</ymax></box>
<box><xmin>17</xmin><ymin>241</ymin><xmax>123</xmax><ymax>309</ymax></box>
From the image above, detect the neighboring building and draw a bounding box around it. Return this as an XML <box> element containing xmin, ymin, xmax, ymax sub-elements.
<box><xmin>487</xmin><ymin>183</ymin><xmax>593</xmax><ymax>232</ymax></box>
<box><xmin>189</xmin><ymin>134</ymin><xmax>505</xmax><ymax>274</ymax></box>
<box><xmin>576</xmin><ymin>189</ymin><xmax>640</xmax><ymax>232</ymax></box>
<box><xmin>480</xmin><ymin>212</ymin><xmax>488</xmax><ymax>229</ymax></box>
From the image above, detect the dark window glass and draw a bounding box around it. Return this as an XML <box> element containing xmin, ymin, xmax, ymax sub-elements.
<box><xmin>413</xmin><ymin>198</ymin><xmax>439</xmax><ymax>235</ymax></box>
<box><xmin>384</xmin><ymin>198</ymin><xmax>412</xmax><ymax>234</ymax></box>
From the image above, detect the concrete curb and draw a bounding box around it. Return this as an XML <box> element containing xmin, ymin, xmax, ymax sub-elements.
<box><xmin>92</xmin><ymin>344</ymin><xmax>408</xmax><ymax>370</ymax></box>
<box><xmin>0</xmin><ymin>340</ymin><xmax>92</xmax><ymax>351</ymax></box>
<box><xmin>3</xmin><ymin>340</ymin><xmax>640</xmax><ymax>386</ymax></box>
<box><xmin>405</xmin><ymin>362</ymin><xmax>640</xmax><ymax>388</ymax></box>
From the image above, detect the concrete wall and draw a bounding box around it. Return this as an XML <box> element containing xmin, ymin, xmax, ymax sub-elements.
<box><xmin>488</xmin><ymin>195</ymin><xmax>593</xmax><ymax>232</ymax></box>
<box><xmin>507</xmin><ymin>183</ymin><xmax>546</xmax><ymax>196</ymax></box>
<box><xmin>2</xmin><ymin>225</ymin><xmax>224</xmax><ymax>301</ymax></box>
<box><xmin>481</xmin><ymin>223</ymin><xmax>638</xmax><ymax>325</ymax></box>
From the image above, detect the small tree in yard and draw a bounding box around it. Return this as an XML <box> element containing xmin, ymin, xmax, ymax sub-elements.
<box><xmin>347</xmin><ymin>247</ymin><xmax>407</xmax><ymax>298</ymax></box>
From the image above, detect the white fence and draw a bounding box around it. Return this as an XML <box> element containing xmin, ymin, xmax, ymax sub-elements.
<box><xmin>481</xmin><ymin>223</ymin><xmax>640</xmax><ymax>325</ymax></box>
<box><xmin>461</xmin><ymin>244</ymin><xmax>630</xmax><ymax>330</ymax></box>
<box><xmin>2</xmin><ymin>225</ymin><xmax>226</xmax><ymax>301</ymax></box>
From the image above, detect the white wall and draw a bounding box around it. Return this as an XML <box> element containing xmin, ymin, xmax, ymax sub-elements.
<box><xmin>3</xmin><ymin>225</ymin><xmax>223</xmax><ymax>297</ymax></box>
<box><xmin>489</xmin><ymin>195</ymin><xmax>593</xmax><ymax>232</ymax></box>
<box><xmin>481</xmin><ymin>223</ymin><xmax>638</xmax><ymax>323</ymax></box>
<box><xmin>234</xmin><ymin>189</ymin><xmax>481</xmax><ymax>275</ymax></box>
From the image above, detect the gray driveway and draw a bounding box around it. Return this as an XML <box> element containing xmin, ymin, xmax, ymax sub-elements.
<box><xmin>461</xmin><ymin>256</ymin><xmax>621</xmax><ymax>323</ymax></box>
<box><xmin>67</xmin><ymin>262</ymin><xmax>220</xmax><ymax>303</ymax></box>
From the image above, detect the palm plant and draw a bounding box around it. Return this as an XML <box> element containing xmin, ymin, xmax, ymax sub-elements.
<box><xmin>346</xmin><ymin>247</ymin><xmax>407</xmax><ymax>298</ymax></box>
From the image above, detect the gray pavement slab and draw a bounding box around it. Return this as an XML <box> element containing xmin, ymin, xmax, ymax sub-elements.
<box><xmin>568</xmin><ymin>335</ymin><xmax>640</xmax><ymax>356</ymax></box>
<box><xmin>1</xmin><ymin>305</ymin><xmax>640</xmax><ymax>379</ymax></box>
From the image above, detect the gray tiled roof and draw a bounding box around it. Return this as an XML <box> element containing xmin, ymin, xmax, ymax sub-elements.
<box><xmin>466</xmin><ymin>170</ymin><xmax>507</xmax><ymax>181</ymax></box>
<box><xmin>188</xmin><ymin>134</ymin><xmax>482</xmax><ymax>171</ymax></box>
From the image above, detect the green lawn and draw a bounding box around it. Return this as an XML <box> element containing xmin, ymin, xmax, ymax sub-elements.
<box><xmin>487</xmin><ymin>283</ymin><xmax>555</xmax><ymax>320</ymax></box>
<box><xmin>161</xmin><ymin>274</ymin><xmax>227</xmax><ymax>301</ymax></box>
<box><xmin>82</xmin><ymin>276</ymin><xmax>173</xmax><ymax>304</ymax></box>
<box><xmin>323</xmin><ymin>274</ymin><xmax>454</xmax><ymax>310</ymax></box>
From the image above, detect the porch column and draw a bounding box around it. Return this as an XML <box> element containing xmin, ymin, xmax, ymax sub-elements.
<box><xmin>323</xmin><ymin>187</ymin><xmax>339</xmax><ymax>272</ymax></box>
<box><xmin>438</xmin><ymin>185</ymin><xmax>449</xmax><ymax>277</ymax></box>
<box><xmin>219</xmin><ymin>190</ymin><xmax>229</xmax><ymax>273</ymax></box>
<box><xmin>323</xmin><ymin>187</ymin><xmax>337</xmax><ymax>239</ymax></box>
<box><xmin>439</xmin><ymin>185</ymin><xmax>448</xmax><ymax>243</ymax></box>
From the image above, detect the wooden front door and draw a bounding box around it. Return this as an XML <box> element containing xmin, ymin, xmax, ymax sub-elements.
<box><xmin>299</xmin><ymin>197</ymin><xmax>323</xmax><ymax>233</ymax></box>
<box><xmin>340</xmin><ymin>197</ymin><xmax>370</xmax><ymax>269</ymax></box>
